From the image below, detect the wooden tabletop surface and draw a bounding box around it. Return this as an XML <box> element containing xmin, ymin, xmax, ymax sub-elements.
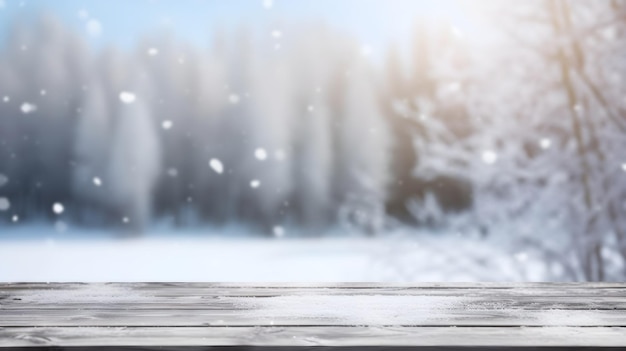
<box><xmin>1</xmin><ymin>283</ymin><xmax>625</xmax><ymax>349</ymax></box>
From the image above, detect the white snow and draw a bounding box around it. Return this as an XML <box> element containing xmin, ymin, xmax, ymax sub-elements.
<box><xmin>514</xmin><ymin>252</ymin><xmax>528</xmax><ymax>262</ymax></box>
<box><xmin>0</xmin><ymin>173</ymin><xmax>7</xmax><ymax>187</ymax></box>
<box><xmin>0</xmin><ymin>230</ymin><xmax>553</xmax><ymax>282</ymax></box>
<box><xmin>209</xmin><ymin>158</ymin><xmax>224</xmax><ymax>174</ymax></box>
<box><xmin>622</xmin><ymin>163</ymin><xmax>626</xmax><ymax>172</ymax></box>
<box><xmin>11</xmin><ymin>215</ymin><xmax>18</xmax><ymax>222</ymax></box>
<box><xmin>122</xmin><ymin>217</ymin><xmax>130</xmax><ymax>224</ymax></box>
<box><xmin>20</xmin><ymin>102</ymin><xmax>37</xmax><ymax>114</ymax></box>
<box><xmin>254</xmin><ymin>148</ymin><xmax>268</xmax><ymax>161</ymax></box>
<box><xmin>481</xmin><ymin>150</ymin><xmax>498</xmax><ymax>165</ymax></box>
<box><xmin>0</xmin><ymin>197</ymin><xmax>10</xmax><ymax>211</ymax></box>
<box><xmin>162</xmin><ymin>120</ymin><xmax>173</xmax><ymax>130</ymax></box>
<box><xmin>361</xmin><ymin>44</ymin><xmax>373</xmax><ymax>57</ymax></box>
<box><xmin>119</xmin><ymin>91</ymin><xmax>136</xmax><ymax>104</ymax></box>
<box><xmin>272</xmin><ymin>30</ymin><xmax>282</xmax><ymax>38</ymax></box>
<box><xmin>86</xmin><ymin>19</ymin><xmax>102</xmax><ymax>37</ymax></box>
<box><xmin>540</xmin><ymin>138</ymin><xmax>552</xmax><ymax>149</ymax></box>
<box><xmin>451</xmin><ymin>26</ymin><xmax>464</xmax><ymax>38</ymax></box>
<box><xmin>240</xmin><ymin>294</ymin><xmax>463</xmax><ymax>326</ymax></box>
<box><xmin>52</xmin><ymin>203</ymin><xmax>64</xmax><ymax>215</ymax></box>
<box><xmin>2</xmin><ymin>96</ymin><xmax>8</xmax><ymax>102</ymax></box>
<box><xmin>262</xmin><ymin>0</ymin><xmax>273</xmax><ymax>9</ymax></box>
<box><xmin>147</xmin><ymin>48</ymin><xmax>159</xmax><ymax>56</ymax></box>
<box><xmin>273</xmin><ymin>226</ymin><xmax>285</xmax><ymax>238</ymax></box>
<box><xmin>228</xmin><ymin>94</ymin><xmax>240</xmax><ymax>104</ymax></box>
<box><xmin>250</xmin><ymin>179</ymin><xmax>261</xmax><ymax>188</ymax></box>
<box><xmin>92</xmin><ymin>177</ymin><xmax>102</xmax><ymax>187</ymax></box>
<box><xmin>40</xmin><ymin>89</ymin><xmax>46</xmax><ymax>96</ymax></box>
<box><xmin>167</xmin><ymin>168</ymin><xmax>178</xmax><ymax>177</ymax></box>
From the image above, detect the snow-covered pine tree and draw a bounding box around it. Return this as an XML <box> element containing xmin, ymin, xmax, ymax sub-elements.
<box><xmin>108</xmin><ymin>71</ymin><xmax>161</xmax><ymax>232</ymax></box>
<box><xmin>336</xmin><ymin>58</ymin><xmax>391</xmax><ymax>235</ymax></box>
<box><xmin>72</xmin><ymin>76</ymin><xmax>111</xmax><ymax>222</ymax></box>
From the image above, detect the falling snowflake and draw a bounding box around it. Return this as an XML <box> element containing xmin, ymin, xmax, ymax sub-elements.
<box><xmin>55</xmin><ymin>220</ymin><xmax>68</xmax><ymax>233</ymax></box>
<box><xmin>228</xmin><ymin>94</ymin><xmax>240</xmax><ymax>104</ymax></box>
<box><xmin>52</xmin><ymin>202</ymin><xmax>64</xmax><ymax>215</ymax></box>
<box><xmin>86</xmin><ymin>19</ymin><xmax>102</xmax><ymax>37</ymax></box>
<box><xmin>93</xmin><ymin>177</ymin><xmax>102</xmax><ymax>187</ymax></box>
<box><xmin>447</xmin><ymin>82</ymin><xmax>461</xmax><ymax>93</ymax></box>
<box><xmin>262</xmin><ymin>0</ymin><xmax>273</xmax><ymax>9</ymax></box>
<box><xmin>451</xmin><ymin>26</ymin><xmax>463</xmax><ymax>38</ymax></box>
<box><xmin>307</xmin><ymin>105</ymin><xmax>314</xmax><ymax>112</ymax></box>
<box><xmin>514</xmin><ymin>252</ymin><xmax>528</xmax><ymax>262</ymax></box>
<box><xmin>0</xmin><ymin>0</ymin><xmax>5</xmax><ymax>9</ymax></box>
<box><xmin>272</xmin><ymin>30</ymin><xmax>282</xmax><ymax>38</ymax></box>
<box><xmin>481</xmin><ymin>150</ymin><xmax>498</xmax><ymax>165</ymax></box>
<box><xmin>273</xmin><ymin>225</ymin><xmax>285</xmax><ymax>238</ymax></box>
<box><xmin>40</xmin><ymin>89</ymin><xmax>46</xmax><ymax>96</ymax></box>
<box><xmin>622</xmin><ymin>163</ymin><xmax>626</xmax><ymax>172</ymax></box>
<box><xmin>250</xmin><ymin>179</ymin><xmax>261</xmax><ymax>188</ymax></box>
<box><xmin>148</xmin><ymin>48</ymin><xmax>159</xmax><ymax>56</ymax></box>
<box><xmin>0</xmin><ymin>197</ymin><xmax>10</xmax><ymax>211</ymax></box>
<box><xmin>122</xmin><ymin>217</ymin><xmax>130</xmax><ymax>224</ymax></box>
<box><xmin>540</xmin><ymin>138</ymin><xmax>552</xmax><ymax>149</ymax></box>
<box><xmin>119</xmin><ymin>91</ymin><xmax>136</xmax><ymax>104</ymax></box>
<box><xmin>255</xmin><ymin>148</ymin><xmax>268</xmax><ymax>161</ymax></box>
<box><xmin>361</xmin><ymin>44</ymin><xmax>372</xmax><ymax>57</ymax></box>
<box><xmin>275</xmin><ymin>149</ymin><xmax>286</xmax><ymax>161</ymax></box>
<box><xmin>77</xmin><ymin>9</ymin><xmax>89</xmax><ymax>20</ymax></box>
<box><xmin>574</xmin><ymin>104</ymin><xmax>584</xmax><ymax>113</ymax></box>
<box><xmin>167</xmin><ymin>168</ymin><xmax>179</xmax><ymax>177</ymax></box>
<box><xmin>162</xmin><ymin>120</ymin><xmax>173</xmax><ymax>130</ymax></box>
<box><xmin>2</xmin><ymin>96</ymin><xmax>9</xmax><ymax>103</ymax></box>
<box><xmin>0</xmin><ymin>173</ymin><xmax>7</xmax><ymax>187</ymax></box>
<box><xmin>20</xmin><ymin>102</ymin><xmax>37</xmax><ymax>114</ymax></box>
<box><xmin>209</xmin><ymin>158</ymin><xmax>224</xmax><ymax>174</ymax></box>
<box><xmin>11</xmin><ymin>215</ymin><xmax>18</xmax><ymax>222</ymax></box>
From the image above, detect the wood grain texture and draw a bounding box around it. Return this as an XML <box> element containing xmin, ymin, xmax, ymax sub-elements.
<box><xmin>0</xmin><ymin>283</ymin><xmax>625</xmax><ymax>348</ymax></box>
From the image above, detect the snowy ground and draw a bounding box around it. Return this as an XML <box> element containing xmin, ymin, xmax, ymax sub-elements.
<box><xmin>0</xmin><ymin>226</ymin><xmax>554</xmax><ymax>282</ymax></box>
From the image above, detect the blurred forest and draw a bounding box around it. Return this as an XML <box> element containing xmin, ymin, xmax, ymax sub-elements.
<box><xmin>0</xmin><ymin>1</ymin><xmax>625</xmax><ymax>280</ymax></box>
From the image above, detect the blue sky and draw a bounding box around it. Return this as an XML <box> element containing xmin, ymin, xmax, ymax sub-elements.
<box><xmin>0</xmin><ymin>0</ymin><xmax>476</xmax><ymax>56</ymax></box>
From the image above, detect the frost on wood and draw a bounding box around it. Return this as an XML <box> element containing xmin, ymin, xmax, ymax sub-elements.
<box><xmin>239</xmin><ymin>295</ymin><xmax>466</xmax><ymax>326</ymax></box>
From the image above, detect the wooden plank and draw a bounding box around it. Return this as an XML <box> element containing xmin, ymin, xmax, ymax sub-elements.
<box><xmin>3</xmin><ymin>288</ymin><xmax>626</xmax><ymax>310</ymax></box>
<box><xmin>3</xmin><ymin>296</ymin><xmax>626</xmax><ymax>311</ymax></box>
<box><xmin>3</xmin><ymin>282</ymin><xmax>626</xmax><ymax>290</ymax></box>
<box><xmin>1</xmin><ymin>303</ymin><xmax>625</xmax><ymax>327</ymax></box>
<box><xmin>2</xmin><ymin>284</ymin><xmax>626</xmax><ymax>327</ymax></box>
<box><xmin>1</xmin><ymin>326</ymin><xmax>626</xmax><ymax>348</ymax></box>
<box><xmin>1</xmin><ymin>284</ymin><xmax>625</xmax><ymax>348</ymax></box>
<box><xmin>3</xmin><ymin>283</ymin><xmax>626</xmax><ymax>303</ymax></box>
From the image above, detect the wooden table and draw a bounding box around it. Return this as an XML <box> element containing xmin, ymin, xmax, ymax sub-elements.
<box><xmin>1</xmin><ymin>283</ymin><xmax>625</xmax><ymax>350</ymax></box>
